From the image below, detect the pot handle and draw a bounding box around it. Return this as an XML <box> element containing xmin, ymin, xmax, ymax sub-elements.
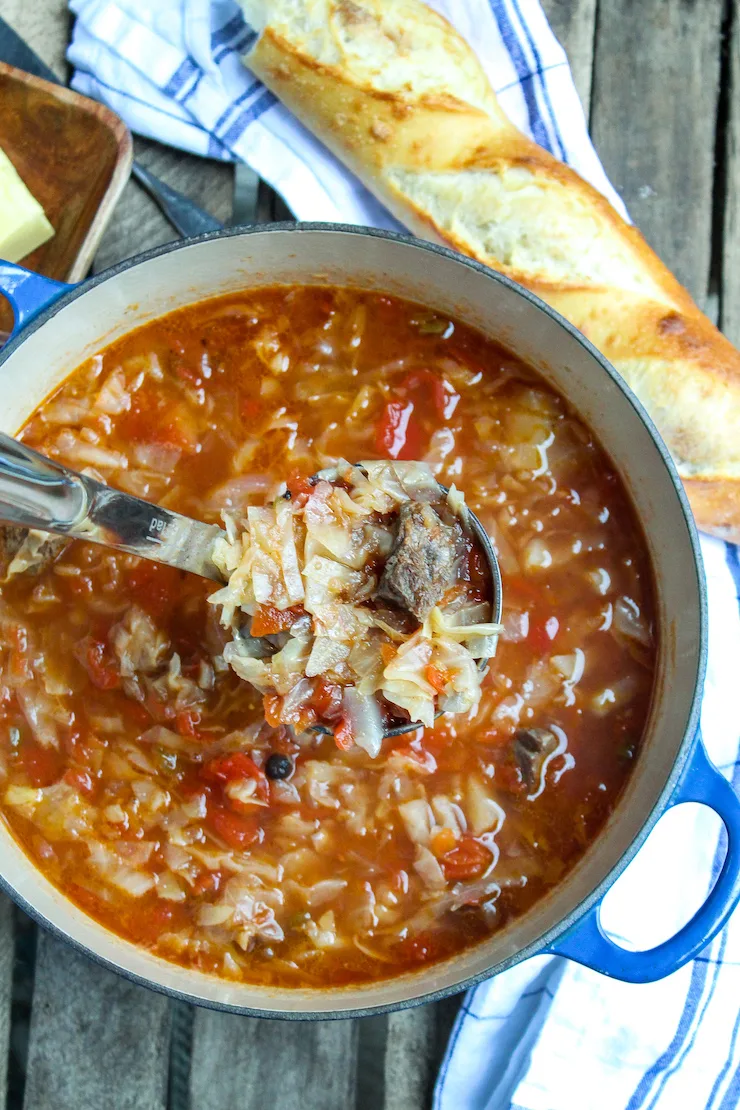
<box><xmin>546</xmin><ymin>735</ymin><xmax>740</xmax><ymax>983</ymax></box>
<box><xmin>0</xmin><ymin>260</ymin><xmax>72</xmax><ymax>339</ymax></box>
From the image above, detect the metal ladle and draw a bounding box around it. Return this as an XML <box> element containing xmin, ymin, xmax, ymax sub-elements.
<box><xmin>0</xmin><ymin>433</ymin><xmax>502</xmax><ymax>738</ymax></box>
<box><xmin>0</xmin><ymin>432</ymin><xmax>224</xmax><ymax>580</ymax></box>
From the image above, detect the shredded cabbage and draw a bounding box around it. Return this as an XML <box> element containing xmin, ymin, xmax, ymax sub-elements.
<box><xmin>209</xmin><ymin>460</ymin><xmax>498</xmax><ymax>755</ymax></box>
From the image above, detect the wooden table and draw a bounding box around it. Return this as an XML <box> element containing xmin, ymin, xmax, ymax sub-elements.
<box><xmin>1</xmin><ymin>1</ymin><xmax>738</xmax><ymax>1106</ymax></box>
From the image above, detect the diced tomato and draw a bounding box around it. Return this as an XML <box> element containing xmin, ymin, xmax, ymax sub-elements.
<box><xmin>63</xmin><ymin>768</ymin><xmax>95</xmax><ymax>797</ymax></box>
<box><xmin>395</xmin><ymin>929</ymin><xmax>449</xmax><ymax>964</ymax></box>
<box><xmin>175</xmin><ymin>709</ymin><xmax>202</xmax><ymax>738</ymax></box>
<box><xmin>431</xmin><ymin>827</ymin><xmax>457</xmax><ymax>857</ymax></box>
<box><xmin>495</xmin><ymin>762</ymin><xmax>526</xmax><ymax>795</ymax></box>
<box><xmin>374</xmin><ymin>400</ymin><xmax>422</xmax><ymax>460</ymax></box>
<box><xmin>201</xmin><ymin>752</ymin><xmax>268</xmax><ymax>802</ymax></box>
<box><xmin>208</xmin><ymin>807</ymin><xmax>264</xmax><ymax>850</ymax></box>
<box><xmin>401</xmin><ymin>369</ymin><xmax>459</xmax><ymax>421</ymax></box>
<box><xmin>22</xmin><ymin>742</ymin><xmax>63</xmax><ymax>788</ymax></box>
<box><xmin>126</xmin><ymin>560</ymin><xmax>181</xmax><ymax>621</ymax></box>
<box><xmin>441</xmin><ymin>836</ymin><xmax>493</xmax><ymax>880</ymax></box>
<box><xmin>76</xmin><ymin>637</ymin><xmax>120</xmax><ymax>690</ymax></box>
<box><xmin>286</xmin><ymin>470</ymin><xmax>316</xmax><ymax>503</ymax></box>
<box><xmin>134</xmin><ymin>389</ymin><xmax>200</xmax><ymax>452</ymax></box>
<box><xmin>137</xmin><ymin>900</ymin><xmax>189</xmax><ymax>943</ymax></box>
<box><xmin>312</xmin><ymin>677</ymin><xmax>343</xmax><ymax>722</ymax></box>
<box><xmin>178</xmin><ymin>769</ymin><xmax>214</xmax><ymax>803</ymax></box>
<box><xmin>193</xmin><ymin>869</ymin><xmax>223</xmax><ymax>895</ymax></box>
<box><xmin>251</xmin><ymin>604</ymin><xmax>306</xmax><ymax>637</ymax></box>
<box><xmin>334</xmin><ymin>715</ymin><xmax>354</xmax><ymax>751</ymax></box>
<box><xmin>425</xmin><ymin>664</ymin><xmax>448</xmax><ymax>694</ymax></box>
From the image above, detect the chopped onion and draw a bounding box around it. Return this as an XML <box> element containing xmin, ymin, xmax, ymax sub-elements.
<box><xmin>413</xmin><ymin>845</ymin><xmax>447</xmax><ymax>890</ymax></box>
<box><xmin>399</xmin><ymin>799</ymin><xmax>434</xmax><ymax>846</ymax></box>
<box><xmin>466</xmin><ymin>777</ymin><xmax>505</xmax><ymax>836</ymax></box>
<box><xmin>431</xmin><ymin>795</ymin><xmax>466</xmax><ymax>837</ymax></box>
<box><xmin>198</xmin><ymin>903</ymin><xmax>234</xmax><ymax>927</ymax></box>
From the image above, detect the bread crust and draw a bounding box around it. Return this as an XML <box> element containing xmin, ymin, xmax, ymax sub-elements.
<box><xmin>242</xmin><ymin>0</ymin><xmax>740</xmax><ymax>540</ymax></box>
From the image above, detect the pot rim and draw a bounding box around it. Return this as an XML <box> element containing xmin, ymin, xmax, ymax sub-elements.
<box><xmin>0</xmin><ymin>222</ymin><xmax>708</xmax><ymax>1018</ymax></box>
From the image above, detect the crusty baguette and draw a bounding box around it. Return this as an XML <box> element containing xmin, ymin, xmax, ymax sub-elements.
<box><xmin>240</xmin><ymin>0</ymin><xmax>740</xmax><ymax>540</ymax></box>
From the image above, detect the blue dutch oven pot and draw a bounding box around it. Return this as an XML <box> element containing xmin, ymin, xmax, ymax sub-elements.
<box><xmin>0</xmin><ymin>225</ymin><xmax>739</xmax><ymax>1018</ymax></box>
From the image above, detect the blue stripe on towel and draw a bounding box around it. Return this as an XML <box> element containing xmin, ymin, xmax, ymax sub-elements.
<box><xmin>214</xmin><ymin>28</ymin><xmax>257</xmax><ymax>65</ymax></box>
<box><xmin>507</xmin><ymin>0</ymin><xmax>567</xmax><ymax>160</ymax></box>
<box><xmin>220</xmin><ymin>86</ymin><xmax>276</xmax><ymax>146</ymax></box>
<box><xmin>706</xmin><ymin>1005</ymin><xmax>740</xmax><ymax>1109</ymax></box>
<box><xmin>210</xmin><ymin>12</ymin><xmax>246</xmax><ymax>51</ymax></box>
<box><xmin>75</xmin><ymin>72</ymin><xmax>208</xmax><ymax>131</ymax></box>
<box><xmin>487</xmin><ymin>0</ymin><xmax>554</xmax><ymax>153</ymax></box>
<box><xmin>212</xmin><ymin>78</ymin><xmax>261</xmax><ymax>137</ymax></box>
<box><xmin>162</xmin><ymin>56</ymin><xmax>199</xmax><ymax>100</ymax></box>
<box><xmin>716</xmin><ymin>1031</ymin><xmax>740</xmax><ymax>1110</ymax></box>
<box><xmin>727</xmin><ymin>544</ymin><xmax>740</xmax><ymax>601</ymax></box>
<box><xmin>206</xmin><ymin>133</ymin><xmax>233</xmax><ymax>160</ymax></box>
<box><xmin>626</xmin><ymin>956</ymin><xmax>714</xmax><ymax>1110</ymax></box>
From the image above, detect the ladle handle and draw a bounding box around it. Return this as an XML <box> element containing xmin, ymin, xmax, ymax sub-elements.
<box><xmin>0</xmin><ymin>432</ymin><xmax>225</xmax><ymax>582</ymax></box>
<box><xmin>0</xmin><ymin>431</ymin><xmax>89</xmax><ymax>532</ymax></box>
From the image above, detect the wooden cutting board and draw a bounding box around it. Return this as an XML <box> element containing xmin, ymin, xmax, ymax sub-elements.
<box><xmin>0</xmin><ymin>61</ymin><xmax>132</xmax><ymax>338</ymax></box>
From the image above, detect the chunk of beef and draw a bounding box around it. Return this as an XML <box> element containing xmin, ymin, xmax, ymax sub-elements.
<box><xmin>0</xmin><ymin>526</ymin><xmax>67</xmax><ymax>583</ymax></box>
<box><xmin>376</xmin><ymin>501</ymin><xmax>457</xmax><ymax>622</ymax></box>
<box><xmin>513</xmin><ymin>727</ymin><xmax>560</xmax><ymax>794</ymax></box>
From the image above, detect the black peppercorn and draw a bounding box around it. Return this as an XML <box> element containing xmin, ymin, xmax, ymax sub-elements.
<box><xmin>265</xmin><ymin>753</ymin><xmax>293</xmax><ymax>780</ymax></box>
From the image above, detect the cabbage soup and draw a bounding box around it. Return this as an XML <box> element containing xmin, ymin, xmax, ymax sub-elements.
<box><xmin>0</xmin><ymin>287</ymin><xmax>655</xmax><ymax>986</ymax></box>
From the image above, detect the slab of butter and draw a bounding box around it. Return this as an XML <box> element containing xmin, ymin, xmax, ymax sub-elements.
<box><xmin>0</xmin><ymin>145</ymin><xmax>54</xmax><ymax>263</ymax></box>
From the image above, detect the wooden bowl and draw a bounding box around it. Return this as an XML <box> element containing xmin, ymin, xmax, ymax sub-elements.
<box><xmin>0</xmin><ymin>61</ymin><xmax>132</xmax><ymax>337</ymax></box>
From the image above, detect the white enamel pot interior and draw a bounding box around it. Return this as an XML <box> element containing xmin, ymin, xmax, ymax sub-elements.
<box><xmin>0</xmin><ymin>225</ymin><xmax>705</xmax><ymax>1018</ymax></box>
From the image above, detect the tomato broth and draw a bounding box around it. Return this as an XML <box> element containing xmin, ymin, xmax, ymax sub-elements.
<box><xmin>0</xmin><ymin>287</ymin><xmax>655</xmax><ymax>986</ymax></box>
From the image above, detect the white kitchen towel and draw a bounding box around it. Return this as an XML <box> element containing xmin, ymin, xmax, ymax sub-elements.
<box><xmin>66</xmin><ymin>3</ymin><xmax>740</xmax><ymax>1109</ymax></box>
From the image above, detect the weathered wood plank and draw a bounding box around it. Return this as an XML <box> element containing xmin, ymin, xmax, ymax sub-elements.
<box><xmin>722</xmin><ymin>0</ymin><xmax>740</xmax><ymax>346</ymax></box>
<box><xmin>0</xmin><ymin>897</ymin><xmax>16</xmax><ymax>1110</ymax></box>
<box><xmin>2</xmin><ymin>0</ymin><xmax>70</xmax><ymax>81</ymax></box>
<box><xmin>23</xmin><ymin>934</ymin><xmax>170</xmax><ymax>1110</ymax></box>
<box><xmin>590</xmin><ymin>0</ymin><xmax>724</xmax><ymax>310</ymax></box>
<box><xmin>381</xmin><ymin>998</ymin><xmax>460</xmax><ymax>1110</ymax></box>
<box><xmin>541</xmin><ymin>0</ymin><xmax>597</xmax><ymax>108</ymax></box>
<box><xmin>93</xmin><ymin>140</ymin><xmax>233</xmax><ymax>273</ymax></box>
<box><xmin>189</xmin><ymin>1012</ymin><xmax>358</xmax><ymax>1110</ymax></box>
